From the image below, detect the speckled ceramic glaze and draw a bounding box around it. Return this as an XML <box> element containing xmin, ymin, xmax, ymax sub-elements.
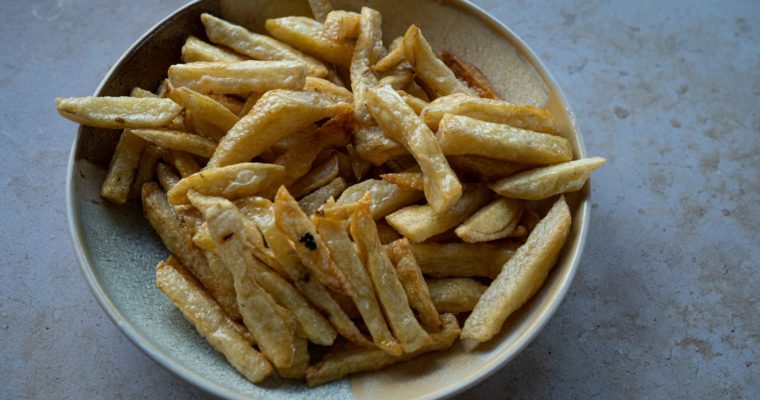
<box><xmin>67</xmin><ymin>0</ymin><xmax>589</xmax><ymax>398</ymax></box>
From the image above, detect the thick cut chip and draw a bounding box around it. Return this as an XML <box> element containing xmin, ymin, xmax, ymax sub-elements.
<box><xmin>461</xmin><ymin>196</ymin><xmax>571</xmax><ymax>346</ymax></box>
<box><xmin>305</xmin><ymin>313</ymin><xmax>460</xmax><ymax>387</ymax></box>
<box><xmin>402</xmin><ymin>26</ymin><xmax>474</xmax><ymax>97</ymax></box>
<box><xmin>201</xmin><ymin>13</ymin><xmax>327</xmax><ymax>77</ymax></box>
<box><xmin>376</xmin><ymin>220</ymin><xmax>402</xmax><ymax>244</ymax></box>
<box><xmin>55</xmin><ymin>96</ymin><xmax>183</xmax><ymax>129</ymax></box>
<box><xmin>377</xmin><ymin>62</ymin><xmax>415</xmax><ymax>90</ymax></box>
<box><xmin>397</xmin><ymin>90</ymin><xmax>429</xmax><ymax>115</ymax></box>
<box><xmin>130</xmin><ymin>129</ymin><xmax>216</xmax><ymax>158</ymax></box>
<box><xmin>304</xmin><ymin>77</ymin><xmax>353</xmax><ymax>103</ymax></box>
<box><xmin>455</xmin><ymin>197</ymin><xmax>523</xmax><ymax>242</ymax></box>
<box><xmin>409</xmin><ymin>241</ymin><xmax>520</xmax><ymax>279</ymax></box>
<box><xmin>156</xmin><ymin>163</ymin><xmax>180</xmax><ymax>192</ymax></box>
<box><xmin>298</xmin><ymin>177</ymin><xmax>347</xmax><ymax>216</ymax></box>
<box><xmin>353</xmin><ymin>126</ymin><xmax>407</xmax><ymax>165</ymax></box>
<box><xmin>387</xmin><ymin>239</ymin><xmax>442</xmax><ymax>330</ymax></box>
<box><xmin>346</xmin><ymin>144</ymin><xmax>371</xmax><ymax>181</ymax></box>
<box><xmin>156</xmin><ymin>258</ymin><xmax>272</xmax><ymax>383</ymax></box>
<box><xmin>420</xmin><ymin>93</ymin><xmax>558</xmax><ymax>133</ymax></box>
<box><xmin>165</xmin><ymin>150</ymin><xmax>201</xmax><ymax>178</ymax></box>
<box><xmin>427</xmin><ymin>278</ymin><xmax>487</xmax><ymax>314</ymax></box>
<box><xmin>308</xmin><ymin>0</ymin><xmax>333</xmax><ymax>22</ymax></box>
<box><xmin>168</xmin><ymin>87</ymin><xmax>239</xmax><ymax>132</ymax></box>
<box><xmin>489</xmin><ymin>157</ymin><xmax>606</xmax><ymax>200</ymax></box>
<box><xmin>385</xmin><ymin>185</ymin><xmax>490</xmax><ymax>242</ymax></box>
<box><xmin>265</xmin><ymin>17</ymin><xmax>354</xmax><ymax>67</ymax></box>
<box><xmin>437</xmin><ymin>114</ymin><xmax>572</xmax><ymax>164</ymax></box>
<box><xmin>367</xmin><ymin>85</ymin><xmax>462</xmax><ymax>212</ymax></box>
<box><xmin>167</xmin><ymin>162</ymin><xmax>284</xmax><ymax>204</ymax></box>
<box><xmin>181</xmin><ymin>36</ymin><xmax>248</xmax><ymax>63</ymax></box>
<box><xmin>276</xmin><ymin>335</ymin><xmax>310</xmax><ymax>379</ymax></box>
<box><xmin>288</xmin><ymin>155</ymin><xmax>339</xmax><ymax>199</ymax></box>
<box><xmin>239</xmin><ymin>93</ymin><xmax>262</xmax><ymax>117</ymax></box>
<box><xmin>323</xmin><ymin>10</ymin><xmax>360</xmax><ymax>40</ymax></box>
<box><xmin>337</xmin><ymin>179</ymin><xmax>423</xmax><ymax>220</ymax></box>
<box><xmin>168</xmin><ymin>60</ymin><xmax>307</xmax><ymax>95</ymax></box>
<box><xmin>129</xmin><ymin>144</ymin><xmax>165</xmax><ymax>200</ymax></box>
<box><xmin>130</xmin><ymin>87</ymin><xmax>157</xmax><ymax>98</ymax></box>
<box><xmin>208</xmin><ymin>90</ymin><xmax>351</xmax><ymax>168</ymax></box>
<box><xmin>380</xmin><ymin>172</ymin><xmax>424</xmax><ymax>191</ymax></box>
<box><xmin>438</xmin><ymin>51</ymin><xmax>500</xmax><ymax>100</ymax></box>
<box><xmin>184</xmin><ymin>109</ymin><xmax>225</xmax><ymax>142</ymax></box>
<box><xmin>373</xmin><ymin>37</ymin><xmax>404</xmax><ymax>73</ymax></box>
<box><xmin>350</xmin><ymin>203</ymin><xmax>432</xmax><ymax>353</ymax></box>
<box><xmin>447</xmin><ymin>155</ymin><xmax>528</xmax><ymax>180</ymax></box>
<box><xmin>207</xmin><ymin>94</ymin><xmax>245</xmax><ymax>115</ymax></box>
<box><xmin>100</xmin><ymin>130</ymin><xmax>146</xmax><ymax>204</ymax></box>
<box><xmin>350</xmin><ymin>7</ymin><xmax>383</xmax><ymax>126</ymax></box>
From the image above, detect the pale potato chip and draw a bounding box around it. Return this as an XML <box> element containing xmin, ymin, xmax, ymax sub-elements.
<box><xmin>323</xmin><ymin>10</ymin><xmax>360</xmax><ymax>40</ymax></box>
<box><xmin>207</xmin><ymin>94</ymin><xmax>245</xmax><ymax>115</ymax></box>
<box><xmin>397</xmin><ymin>90</ymin><xmax>428</xmax><ymax>115</ymax></box>
<box><xmin>100</xmin><ymin>130</ymin><xmax>146</xmax><ymax>204</ymax></box>
<box><xmin>129</xmin><ymin>144</ymin><xmax>165</xmax><ymax>199</ymax></box>
<box><xmin>372</xmin><ymin>37</ymin><xmax>404</xmax><ymax>73</ymax></box>
<box><xmin>265</xmin><ymin>17</ymin><xmax>354</xmax><ymax>67</ymax></box>
<box><xmin>446</xmin><ymin>155</ymin><xmax>528</xmax><ymax>180</ymax></box>
<box><xmin>380</xmin><ymin>171</ymin><xmax>423</xmax><ymax>191</ymax></box>
<box><xmin>387</xmin><ymin>239</ymin><xmax>442</xmax><ymax>330</ymax></box>
<box><xmin>183</xmin><ymin>109</ymin><xmax>225</xmax><ymax>142</ymax></box>
<box><xmin>167</xmin><ymin>162</ymin><xmax>284</xmax><ymax>204</ymax></box>
<box><xmin>55</xmin><ymin>96</ymin><xmax>183</xmax><ymax>129</ymax></box>
<box><xmin>455</xmin><ymin>197</ymin><xmax>523</xmax><ymax>242</ymax></box>
<box><xmin>298</xmin><ymin>177</ymin><xmax>347</xmax><ymax>216</ymax></box>
<box><xmin>155</xmin><ymin>162</ymin><xmax>180</xmax><ymax>192</ymax></box>
<box><xmin>165</xmin><ymin>150</ymin><xmax>201</xmax><ymax>178</ymax></box>
<box><xmin>130</xmin><ymin>129</ymin><xmax>216</xmax><ymax>158</ymax></box>
<box><xmin>402</xmin><ymin>25</ymin><xmax>474</xmax><ymax>97</ymax></box>
<box><xmin>181</xmin><ymin>35</ymin><xmax>248</xmax><ymax>63</ymax></box>
<box><xmin>489</xmin><ymin>157</ymin><xmax>606</xmax><ymax>200</ymax></box>
<box><xmin>337</xmin><ymin>179</ymin><xmax>423</xmax><ymax>220</ymax></box>
<box><xmin>308</xmin><ymin>0</ymin><xmax>333</xmax><ymax>22</ymax></box>
<box><xmin>304</xmin><ymin>76</ymin><xmax>354</xmax><ymax>103</ymax></box>
<box><xmin>168</xmin><ymin>86</ymin><xmax>240</xmax><ymax>132</ymax></box>
<box><xmin>168</xmin><ymin>60</ymin><xmax>307</xmax><ymax>95</ymax></box>
<box><xmin>288</xmin><ymin>155</ymin><xmax>340</xmax><ymax>199</ymax></box>
<box><xmin>350</xmin><ymin>7</ymin><xmax>383</xmax><ymax>126</ymax></box>
<box><xmin>427</xmin><ymin>277</ymin><xmax>487</xmax><ymax>314</ymax></box>
<box><xmin>352</xmin><ymin>126</ymin><xmax>407</xmax><ymax>165</ymax></box>
<box><xmin>409</xmin><ymin>241</ymin><xmax>520</xmax><ymax>279</ymax></box>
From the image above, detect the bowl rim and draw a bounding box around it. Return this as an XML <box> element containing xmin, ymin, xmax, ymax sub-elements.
<box><xmin>66</xmin><ymin>1</ymin><xmax>589</xmax><ymax>399</ymax></box>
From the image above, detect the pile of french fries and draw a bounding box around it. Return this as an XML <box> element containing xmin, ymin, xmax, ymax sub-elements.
<box><xmin>57</xmin><ymin>0</ymin><xmax>604</xmax><ymax>387</ymax></box>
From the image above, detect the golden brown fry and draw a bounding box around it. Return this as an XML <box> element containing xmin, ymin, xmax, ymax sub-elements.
<box><xmin>367</xmin><ymin>84</ymin><xmax>462</xmax><ymax>212</ymax></box>
<box><xmin>305</xmin><ymin>313</ymin><xmax>460</xmax><ymax>387</ymax></box>
<box><xmin>427</xmin><ymin>278</ymin><xmax>487</xmax><ymax>314</ymax></box>
<box><xmin>447</xmin><ymin>155</ymin><xmax>528</xmax><ymax>180</ymax></box>
<box><xmin>156</xmin><ymin>162</ymin><xmax>180</xmax><ymax>192</ymax></box>
<box><xmin>167</xmin><ymin>163</ymin><xmax>284</xmax><ymax>205</ymax></box>
<box><xmin>304</xmin><ymin>76</ymin><xmax>353</xmax><ymax>103</ymax></box>
<box><xmin>323</xmin><ymin>10</ymin><xmax>360</xmax><ymax>40</ymax></box>
<box><xmin>410</xmin><ymin>241</ymin><xmax>520</xmax><ymax>279</ymax></box>
<box><xmin>265</xmin><ymin>17</ymin><xmax>354</xmax><ymax>67</ymax></box>
<box><xmin>130</xmin><ymin>129</ymin><xmax>216</xmax><ymax>158</ymax></box>
<box><xmin>398</xmin><ymin>90</ymin><xmax>428</xmax><ymax>115</ymax></box>
<box><xmin>165</xmin><ymin>150</ymin><xmax>201</xmax><ymax>178</ymax></box>
<box><xmin>168</xmin><ymin>87</ymin><xmax>239</xmax><ymax>132</ymax></box>
<box><xmin>156</xmin><ymin>258</ymin><xmax>272</xmax><ymax>383</ymax></box>
<box><xmin>337</xmin><ymin>179</ymin><xmax>423</xmax><ymax>220</ymax></box>
<box><xmin>439</xmin><ymin>50</ymin><xmax>500</xmax><ymax>99</ymax></box>
<box><xmin>462</xmin><ymin>196</ymin><xmax>571</xmax><ymax>347</ymax></box>
<box><xmin>288</xmin><ymin>155</ymin><xmax>339</xmax><ymax>198</ymax></box>
<box><xmin>380</xmin><ymin>171</ymin><xmax>424</xmax><ymax>191</ymax></box>
<box><xmin>351</xmin><ymin>7</ymin><xmax>383</xmax><ymax>126</ymax></box>
<box><xmin>385</xmin><ymin>185</ymin><xmax>490</xmax><ymax>242</ymax></box>
<box><xmin>168</xmin><ymin>60</ymin><xmax>307</xmax><ymax>95</ymax></box>
<box><xmin>208</xmin><ymin>90</ymin><xmax>351</xmax><ymax>168</ymax></box>
<box><xmin>201</xmin><ymin>13</ymin><xmax>328</xmax><ymax>78</ymax></box>
<box><xmin>437</xmin><ymin>114</ymin><xmax>572</xmax><ymax>164</ymax></box>
<box><xmin>373</xmin><ymin>37</ymin><xmax>405</xmax><ymax>73</ymax></box>
<box><xmin>100</xmin><ymin>130</ymin><xmax>146</xmax><ymax>204</ymax></box>
<box><xmin>308</xmin><ymin>0</ymin><xmax>333</xmax><ymax>22</ymax></box>
<box><xmin>181</xmin><ymin>35</ymin><xmax>248</xmax><ymax>63</ymax></box>
<box><xmin>489</xmin><ymin>157</ymin><xmax>606</xmax><ymax>200</ymax></box>
<box><xmin>129</xmin><ymin>144</ymin><xmax>165</xmax><ymax>199</ymax></box>
<box><xmin>298</xmin><ymin>177</ymin><xmax>347</xmax><ymax>216</ymax></box>
<box><xmin>350</xmin><ymin>202</ymin><xmax>432</xmax><ymax>353</ymax></box>
<box><xmin>55</xmin><ymin>96</ymin><xmax>183</xmax><ymax>129</ymax></box>
<box><xmin>402</xmin><ymin>25</ymin><xmax>474</xmax><ymax>97</ymax></box>
<box><xmin>352</xmin><ymin>126</ymin><xmax>407</xmax><ymax>165</ymax></box>
<box><xmin>387</xmin><ymin>239</ymin><xmax>442</xmax><ymax>330</ymax></box>
<box><xmin>455</xmin><ymin>198</ymin><xmax>523</xmax><ymax>243</ymax></box>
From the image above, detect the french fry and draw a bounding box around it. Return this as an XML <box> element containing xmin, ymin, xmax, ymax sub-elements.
<box><xmin>350</xmin><ymin>202</ymin><xmax>432</xmax><ymax>353</ymax></box>
<box><xmin>167</xmin><ymin>162</ymin><xmax>284</xmax><ymax>204</ymax></box>
<box><xmin>377</xmin><ymin>62</ymin><xmax>415</xmax><ymax>90</ymax></box>
<box><xmin>367</xmin><ymin>84</ymin><xmax>462</xmax><ymax>212</ymax></box>
<box><xmin>323</xmin><ymin>10</ymin><xmax>360</xmax><ymax>40</ymax></box>
<box><xmin>168</xmin><ymin>60</ymin><xmax>307</xmax><ymax>95</ymax></box>
<box><xmin>437</xmin><ymin>114</ymin><xmax>573</xmax><ymax>164</ymax></box>
<box><xmin>207</xmin><ymin>90</ymin><xmax>351</xmax><ymax>168</ymax></box>
<box><xmin>376</xmin><ymin>220</ymin><xmax>402</xmax><ymax>244</ymax></box>
<box><xmin>165</xmin><ymin>150</ymin><xmax>201</xmax><ymax>178</ymax></box>
<box><xmin>156</xmin><ymin>79</ymin><xmax>170</xmax><ymax>98</ymax></box>
<box><xmin>521</xmin><ymin>208</ymin><xmax>541</xmax><ymax>232</ymax></box>
<box><xmin>304</xmin><ymin>76</ymin><xmax>353</xmax><ymax>103</ymax></box>
<box><xmin>427</xmin><ymin>278</ymin><xmax>487</xmax><ymax>314</ymax></box>
<box><xmin>239</xmin><ymin>92</ymin><xmax>262</xmax><ymax>117</ymax></box>
<box><xmin>405</xmin><ymin>80</ymin><xmax>431</xmax><ymax>101</ymax></box>
<box><xmin>201</xmin><ymin>13</ymin><xmax>328</xmax><ymax>78</ymax></box>
<box><xmin>380</xmin><ymin>171</ymin><xmax>424</xmax><ymax>191</ymax></box>
<box><xmin>187</xmin><ymin>191</ymin><xmax>297</xmax><ymax>368</ymax></box>
<box><xmin>156</xmin><ymin>258</ymin><xmax>272</xmax><ymax>383</ymax></box>
<box><xmin>207</xmin><ymin>94</ymin><xmax>244</xmax><ymax>115</ymax></box>
<box><xmin>507</xmin><ymin>225</ymin><xmax>528</xmax><ymax>238</ymax></box>
<box><xmin>402</xmin><ymin>25</ymin><xmax>474</xmax><ymax>97</ymax></box>
<box><xmin>373</xmin><ymin>37</ymin><xmax>405</xmax><ymax>73</ymax></box>
<box><xmin>276</xmin><ymin>335</ymin><xmax>310</xmax><ymax>379</ymax></box>
<box><xmin>409</xmin><ymin>241</ymin><xmax>519</xmax><ymax>279</ymax></box>
<box><xmin>439</xmin><ymin>50</ymin><xmax>500</xmax><ymax>100</ymax></box>
<box><xmin>298</xmin><ymin>177</ymin><xmax>347</xmax><ymax>215</ymax></box>
<box><xmin>129</xmin><ymin>144</ymin><xmax>165</xmax><ymax>199</ymax></box>
<box><xmin>100</xmin><ymin>130</ymin><xmax>146</xmax><ymax>204</ymax></box>
<box><xmin>397</xmin><ymin>90</ymin><xmax>428</xmax><ymax>115</ymax></box>
<box><xmin>346</xmin><ymin>144</ymin><xmax>371</xmax><ymax>181</ymax></box>
<box><xmin>350</xmin><ymin>7</ymin><xmax>383</xmax><ymax>126</ymax></box>
<box><xmin>455</xmin><ymin>198</ymin><xmax>523</xmax><ymax>242</ymax></box>
<box><xmin>308</xmin><ymin>0</ymin><xmax>333</xmax><ymax>22</ymax></box>
<box><xmin>420</xmin><ymin>93</ymin><xmax>558</xmax><ymax>133</ymax></box>
<box><xmin>288</xmin><ymin>155</ymin><xmax>339</xmax><ymax>199</ymax></box>
<box><xmin>385</xmin><ymin>185</ymin><xmax>490</xmax><ymax>242</ymax></box>
<box><xmin>55</xmin><ymin>96</ymin><xmax>183</xmax><ymax>129</ymax></box>
<box><xmin>447</xmin><ymin>155</ymin><xmax>528</xmax><ymax>180</ymax></box>
<box><xmin>156</xmin><ymin>162</ymin><xmax>180</xmax><ymax>192</ymax></box>
<box><xmin>353</xmin><ymin>126</ymin><xmax>407</xmax><ymax>165</ymax></box>
<box><xmin>265</xmin><ymin>17</ymin><xmax>354</xmax><ymax>67</ymax></box>
<box><xmin>130</xmin><ymin>87</ymin><xmax>157</xmax><ymax>98</ymax></box>
<box><xmin>273</xmin><ymin>187</ymin><xmax>351</xmax><ymax>295</ymax></box>
<box><xmin>313</xmin><ymin>214</ymin><xmax>402</xmax><ymax>355</ymax></box>
<box><xmin>129</xmin><ymin>129</ymin><xmax>216</xmax><ymax>158</ymax></box>
<box><xmin>305</xmin><ymin>313</ymin><xmax>460</xmax><ymax>387</ymax></box>
<box><xmin>181</xmin><ymin>35</ymin><xmax>248</xmax><ymax>63</ymax></box>
<box><xmin>462</xmin><ymin>196</ymin><xmax>572</xmax><ymax>347</ymax></box>
<box><xmin>183</xmin><ymin>109</ymin><xmax>225</xmax><ymax>142</ymax></box>
<box><xmin>387</xmin><ymin>239</ymin><xmax>442</xmax><ymax>330</ymax></box>
<box><xmin>168</xmin><ymin>87</ymin><xmax>239</xmax><ymax>132</ymax></box>
<box><xmin>337</xmin><ymin>179</ymin><xmax>423</xmax><ymax>220</ymax></box>
<box><xmin>489</xmin><ymin>157</ymin><xmax>606</xmax><ymax>200</ymax></box>
<box><xmin>141</xmin><ymin>183</ymin><xmax>240</xmax><ymax>319</ymax></box>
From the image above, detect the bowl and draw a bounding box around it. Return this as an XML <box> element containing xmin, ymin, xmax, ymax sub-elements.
<box><xmin>66</xmin><ymin>0</ymin><xmax>589</xmax><ymax>398</ymax></box>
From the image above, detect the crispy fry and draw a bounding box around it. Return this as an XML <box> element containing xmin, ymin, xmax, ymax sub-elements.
<box><xmin>165</xmin><ymin>150</ymin><xmax>201</xmax><ymax>177</ymax></box>
<box><xmin>304</xmin><ymin>76</ymin><xmax>353</xmax><ymax>103</ymax></box>
<box><xmin>207</xmin><ymin>94</ymin><xmax>244</xmax><ymax>115</ymax></box>
<box><xmin>350</xmin><ymin>202</ymin><xmax>432</xmax><ymax>353</ymax></box>
<box><xmin>378</xmin><ymin>62</ymin><xmax>415</xmax><ymax>90</ymax></box>
<box><xmin>489</xmin><ymin>157</ymin><xmax>606</xmax><ymax>200</ymax></box>
<box><xmin>129</xmin><ymin>144</ymin><xmax>165</xmax><ymax>199</ymax></box>
<box><xmin>308</xmin><ymin>0</ymin><xmax>333</xmax><ymax>22</ymax></box>
<box><xmin>462</xmin><ymin>196</ymin><xmax>571</xmax><ymax>347</ymax></box>
<box><xmin>455</xmin><ymin>198</ymin><xmax>523</xmax><ymax>242</ymax></box>
<box><xmin>298</xmin><ymin>177</ymin><xmax>347</xmax><ymax>215</ymax></box>
<box><xmin>380</xmin><ymin>171</ymin><xmax>424</xmax><ymax>191</ymax></box>
<box><xmin>181</xmin><ymin>35</ymin><xmax>248</xmax><ymax>63</ymax></box>
<box><xmin>385</xmin><ymin>185</ymin><xmax>490</xmax><ymax>242</ymax></box>
<box><xmin>437</xmin><ymin>114</ymin><xmax>572</xmax><ymax>164</ymax></box>
<box><xmin>156</xmin><ymin>258</ymin><xmax>272</xmax><ymax>383</ymax></box>
<box><xmin>288</xmin><ymin>155</ymin><xmax>339</xmax><ymax>198</ymax></box>
<box><xmin>410</xmin><ymin>241</ymin><xmax>520</xmax><ymax>279</ymax></box>
<box><xmin>447</xmin><ymin>155</ymin><xmax>528</xmax><ymax>180</ymax></box>
<box><xmin>367</xmin><ymin>84</ymin><xmax>462</xmax><ymax>212</ymax></box>
<box><xmin>265</xmin><ymin>17</ymin><xmax>354</xmax><ymax>67</ymax></box>
<box><xmin>373</xmin><ymin>37</ymin><xmax>405</xmax><ymax>73</ymax></box>
<box><xmin>402</xmin><ymin>25</ymin><xmax>474</xmax><ymax>97</ymax></box>
<box><xmin>351</xmin><ymin>7</ymin><xmax>383</xmax><ymax>126</ymax></box>
<box><xmin>337</xmin><ymin>179</ymin><xmax>423</xmax><ymax>220</ymax></box>
<box><xmin>387</xmin><ymin>239</ymin><xmax>442</xmax><ymax>330</ymax></box>
<box><xmin>156</xmin><ymin>162</ymin><xmax>180</xmax><ymax>192</ymax></box>
<box><xmin>353</xmin><ymin>126</ymin><xmax>407</xmax><ymax>165</ymax></box>
<box><xmin>167</xmin><ymin>163</ymin><xmax>284</xmax><ymax>204</ymax></box>
<box><xmin>439</xmin><ymin>51</ymin><xmax>500</xmax><ymax>99</ymax></box>
<box><xmin>305</xmin><ymin>313</ymin><xmax>460</xmax><ymax>387</ymax></box>
<box><xmin>427</xmin><ymin>278</ymin><xmax>487</xmax><ymax>314</ymax></box>
<box><xmin>201</xmin><ymin>13</ymin><xmax>327</xmax><ymax>78</ymax></box>
<box><xmin>183</xmin><ymin>109</ymin><xmax>225</xmax><ymax>142</ymax></box>
<box><xmin>100</xmin><ymin>130</ymin><xmax>146</xmax><ymax>204</ymax></box>
<box><xmin>398</xmin><ymin>90</ymin><xmax>428</xmax><ymax>115</ymax></box>
<box><xmin>168</xmin><ymin>87</ymin><xmax>239</xmax><ymax>132</ymax></box>
<box><xmin>55</xmin><ymin>96</ymin><xmax>183</xmax><ymax>129</ymax></box>
<box><xmin>168</xmin><ymin>60</ymin><xmax>307</xmax><ymax>95</ymax></box>
<box><xmin>130</xmin><ymin>129</ymin><xmax>216</xmax><ymax>158</ymax></box>
<box><xmin>323</xmin><ymin>10</ymin><xmax>360</xmax><ymax>40</ymax></box>
<box><xmin>208</xmin><ymin>90</ymin><xmax>351</xmax><ymax>168</ymax></box>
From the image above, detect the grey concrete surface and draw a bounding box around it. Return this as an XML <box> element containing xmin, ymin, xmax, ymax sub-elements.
<box><xmin>1</xmin><ymin>0</ymin><xmax>757</xmax><ymax>398</ymax></box>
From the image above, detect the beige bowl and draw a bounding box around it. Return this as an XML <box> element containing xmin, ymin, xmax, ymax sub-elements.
<box><xmin>67</xmin><ymin>0</ymin><xmax>589</xmax><ymax>398</ymax></box>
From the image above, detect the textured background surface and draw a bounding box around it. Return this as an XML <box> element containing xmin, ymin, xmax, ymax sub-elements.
<box><xmin>1</xmin><ymin>0</ymin><xmax>758</xmax><ymax>398</ymax></box>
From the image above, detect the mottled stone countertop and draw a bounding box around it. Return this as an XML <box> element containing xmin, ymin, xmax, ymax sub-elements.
<box><xmin>1</xmin><ymin>0</ymin><xmax>757</xmax><ymax>398</ymax></box>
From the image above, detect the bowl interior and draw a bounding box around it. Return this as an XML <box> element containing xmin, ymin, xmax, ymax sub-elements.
<box><xmin>68</xmin><ymin>0</ymin><xmax>588</xmax><ymax>399</ymax></box>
